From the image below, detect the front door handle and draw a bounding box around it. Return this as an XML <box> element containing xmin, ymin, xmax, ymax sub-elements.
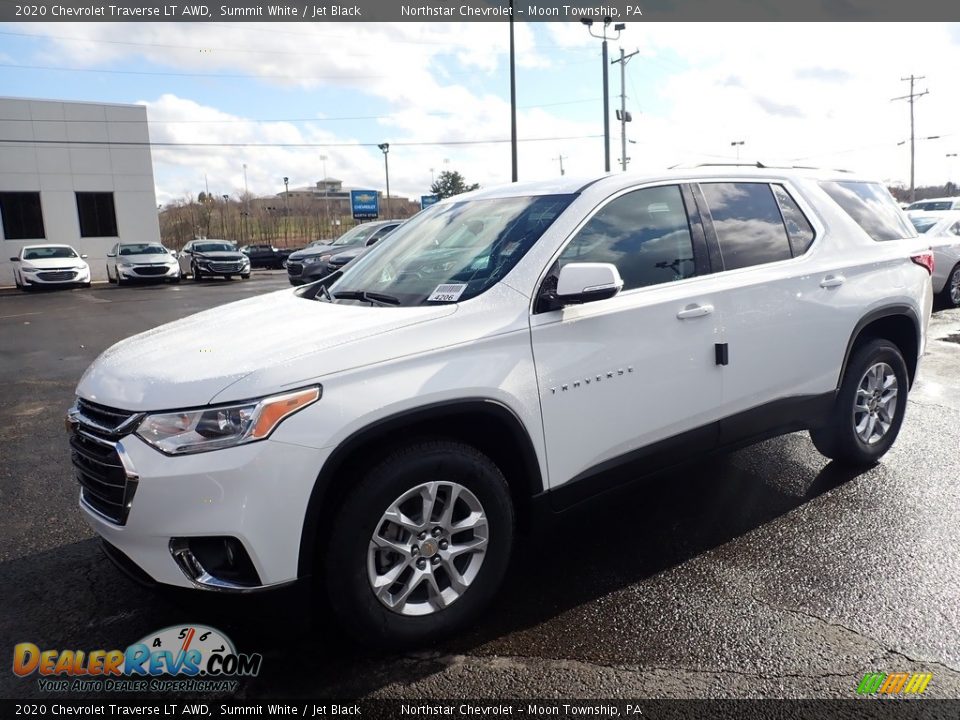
<box><xmin>677</xmin><ymin>303</ymin><xmax>714</xmax><ymax>319</ymax></box>
<box><xmin>820</xmin><ymin>274</ymin><xmax>846</xmax><ymax>289</ymax></box>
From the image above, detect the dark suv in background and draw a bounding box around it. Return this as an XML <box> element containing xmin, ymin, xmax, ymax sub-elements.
<box><xmin>286</xmin><ymin>220</ymin><xmax>402</xmax><ymax>285</ymax></box>
<box><xmin>241</xmin><ymin>244</ymin><xmax>293</xmax><ymax>269</ymax></box>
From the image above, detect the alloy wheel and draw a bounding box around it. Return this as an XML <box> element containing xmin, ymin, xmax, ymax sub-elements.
<box><xmin>367</xmin><ymin>481</ymin><xmax>488</xmax><ymax>617</ymax></box>
<box><xmin>853</xmin><ymin>362</ymin><xmax>898</xmax><ymax>445</ymax></box>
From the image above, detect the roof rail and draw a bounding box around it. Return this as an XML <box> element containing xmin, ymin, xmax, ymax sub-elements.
<box><xmin>667</xmin><ymin>161</ymin><xmax>854</xmax><ymax>174</ymax></box>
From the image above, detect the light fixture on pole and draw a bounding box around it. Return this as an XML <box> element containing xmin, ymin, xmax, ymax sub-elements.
<box><xmin>582</xmin><ymin>17</ymin><xmax>624</xmax><ymax>173</ymax></box>
<box><xmin>730</xmin><ymin>140</ymin><xmax>745</xmax><ymax>161</ymax></box>
<box><xmin>378</xmin><ymin>143</ymin><xmax>391</xmax><ymax>218</ymax></box>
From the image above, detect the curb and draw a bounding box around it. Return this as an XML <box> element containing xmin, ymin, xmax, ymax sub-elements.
<box><xmin>0</xmin><ymin>280</ymin><xmax>111</xmax><ymax>297</ymax></box>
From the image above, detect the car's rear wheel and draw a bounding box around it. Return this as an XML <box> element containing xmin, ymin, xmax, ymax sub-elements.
<box><xmin>810</xmin><ymin>338</ymin><xmax>909</xmax><ymax>466</ymax></box>
<box><xmin>324</xmin><ymin>440</ymin><xmax>514</xmax><ymax>646</ymax></box>
<box><xmin>940</xmin><ymin>263</ymin><xmax>960</xmax><ymax>308</ymax></box>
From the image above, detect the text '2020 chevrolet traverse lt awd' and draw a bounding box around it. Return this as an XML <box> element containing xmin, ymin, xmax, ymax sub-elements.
<box><xmin>68</xmin><ymin>168</ymin><xmax>933</xmax><ymax>645</ymax></box>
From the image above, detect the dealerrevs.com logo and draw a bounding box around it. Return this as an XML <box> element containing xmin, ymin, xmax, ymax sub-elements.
<box><xmin>12</xmin><ymin>625</ymin><xmax>262</xmax><ymax>693</ymax></box>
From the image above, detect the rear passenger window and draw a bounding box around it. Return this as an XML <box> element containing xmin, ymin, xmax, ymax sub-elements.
<box><xmin>819</xmin><ymin>181</ymin><xmax>918</xmax><ymax>242</ymax></box>
<box><xmin>700</xmin><ymin>183</ymin><xmax>792</xmax><ymax>270</ymax></box>
<box><xmin>771</xmin><ymin>184</ymin><xmax>815</xmax><ymax>256</ymax></box>
<box><xmin>559</xmin><ymin>185</ymin><xmax>697</xmax><ymax>290</ymax></box>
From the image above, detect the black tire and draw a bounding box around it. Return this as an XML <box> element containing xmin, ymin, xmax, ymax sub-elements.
<box><xmin>810</xmin><ymin>338</ymin><xmax>909</xmax><ymax>466</ymax></box>
<box><xmin>939</xmin><ymin>263</ymin><xmax>960</xmax><ymax>309</ymax></box>
<box><xmin>116</xmin><ymin>273</ymin><xmax>126</xmax><ymax>287</ymax></box>
<box><xmin>224</xmin><ymin>275</ymin><xmax>233</xmax><ymax>281</ymax></box>
<box><xmin>324</xmin><ymin>440</ymin><xmax>514</xmax><ymax>647</ymax></box>
<box><xmin>170</xmin><ymin>276</ymin><xmax>181</xmax><ymax>284</ymax></box>
<box><xmin>240</xmin><ymin>273</ymin><xmax>250</xmax><ymax>280</ymax></box>
<box><xmin>192</xmin><ymin>264</ymin><xmax>203</xmax><ymax>282</ymax></box>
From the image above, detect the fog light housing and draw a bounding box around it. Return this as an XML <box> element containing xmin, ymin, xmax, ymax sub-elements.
<box><xmin>170</xmin><ymin>536</ymin><xmax>261</xmax><ymax>590</ymax></box>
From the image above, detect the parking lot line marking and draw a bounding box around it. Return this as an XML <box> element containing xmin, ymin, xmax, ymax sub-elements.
<box><xmin>0</xmin><ymin>312</ymin><xmax>42</xmax><ymax>320</ymax></box>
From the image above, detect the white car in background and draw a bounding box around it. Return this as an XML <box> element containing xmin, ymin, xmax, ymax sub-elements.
<box><xmin>106</xmin><ymin>242</ymin><xmax>181</xmax><ymax>285</ymax></box>
<box><xmin>909</xmin><ymin>211</ymin><xmax>960</xmax><ymax>307</ymax></box>
<box><xmin>10</xmin><ymin>244</ymin><xmax>91</xmax><ymax>290</ymax></box>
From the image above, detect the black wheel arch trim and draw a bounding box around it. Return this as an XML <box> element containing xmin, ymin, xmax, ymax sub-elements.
<box><xmin>838</xmin><ymin>304</ymin><xmax>921</xmax><ymax>389</ymax></box>
<box><xmin>296</xmin><ymin>397</ymin><xmax>543</xmax><ymax>578</ymax></box>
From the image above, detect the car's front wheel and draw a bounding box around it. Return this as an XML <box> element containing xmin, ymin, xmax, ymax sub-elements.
<box><xmin>325</xmin><ymin>441</ymin><xmax>514</xmax><ymax>646</ymax></box>
<box><xmin>810</xmin><ymin>338</ymin><xmax>909</xmax><ymax>466</ymax></box>
<box><xmin>940</xmin><ymin>263</ymin><xmax>960</xmax><ymax>308</ymax></box>
<box><xmin>192</xmin><ymin>264</ymin><xmax>203</xmax><ymax>281</ymax></box>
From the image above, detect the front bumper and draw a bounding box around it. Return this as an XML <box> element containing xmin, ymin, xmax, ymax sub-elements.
<box><xmin>22</xmin><ymin>267</ymin><xmax>90</xmax><ymax>286</ymax></box>
<box><xmin>117</xmin><ymin>265</ymin><xmax>180</xmax><ymax>281</ymax></box>
<box><xmin>287</xmin><ymin>260</ymin><xmax>332</xmax><ymax>285</ymax></box>
<box><xmin>77</xmin><ymin>432</ymin><xmax>331</xmax><ymax>591</ymax></box>
<box><xmin>196</xmin><ymin>260</ymin><xmax>250</xmax><ymax>276</ymax></box>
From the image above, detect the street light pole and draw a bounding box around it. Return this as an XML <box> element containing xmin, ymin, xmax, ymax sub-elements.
<box><xmin>581</xmin><ymin>18</ymin><xmax>624</xmax><ymax>173</ymax></box>
<box><xmin>509</xmin><ymin>0</ymin><xmax>518</xmax><ymax>182</ymax></box>
<box><xmin>731</xmin><ymin>140</ymin><xmax>745</xmax><ymax>161</ymax></box>
<box><xmin>282</xmin><ymin>176</ymin><xmax>289</xmax><ymax>243</ymax></box>
<box><xmin>242</xmin><ymin>163</ymin><xmax>249</xmax><ymax>244</ymax></box>
<box><xmin>378</xmin><ymin>143</ymin><xmax>391</xmax><ymax>218</ymax></box>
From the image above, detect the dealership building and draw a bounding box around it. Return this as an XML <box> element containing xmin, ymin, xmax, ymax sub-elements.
<box><xmin>0</xmin><ymin>97</ymin><xmax>161</xmax><ymax>283</ymax></box>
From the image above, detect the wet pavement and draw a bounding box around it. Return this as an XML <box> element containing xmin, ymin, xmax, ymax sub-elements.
<box><xmin>1</xmin><ymin>276</ymin><xmax>959</xmax><ymax>700</ymax></box>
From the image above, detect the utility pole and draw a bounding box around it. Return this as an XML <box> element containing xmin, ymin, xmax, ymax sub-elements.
<box><xmin>556</xmin><ymin>154</ymin><xmax>568</xmax><ymax>176</ymax></box>
<box><xmin>509</xmin><ymin>0</ymin><xmax>518</xmax><ymax>182</ymax></box>
<box><xmin>242</xmin><ymin>163</ymin><xmax>249</xmax><ymax>244</ymax></box>
<box><xmin>612</xmin><ymin>48</ymin><xmax>638</xmax><ymax>172</ymax></box>
<box><xmin>892</xmin><ymin>75</ymin><xmax>929</xmax><ymax>202</ymax></box>
<box><xmin>582</xmin><ymin>18</ymin><xmax>625</xmax><ymax>173</ymax></box>
<box><xmin>378</xmin><ymin>143</ymin><xmax>391</xmax><ymax>218</ymax></box>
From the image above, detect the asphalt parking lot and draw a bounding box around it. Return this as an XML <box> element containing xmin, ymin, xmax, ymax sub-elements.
<box><xmin>1</xmin><ymin>274</ymin><xmax>960</xmax><ymax>700</ymax></box>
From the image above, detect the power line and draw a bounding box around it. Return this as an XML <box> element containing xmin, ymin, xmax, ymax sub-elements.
<box><xmin>0</xmin><ymin>134</ymin><xmax>604</xmax><ymax>149</ymax></box>
<box><xmin>0</xmin><ymin>98</ymin><xmax>600</xmax><ymax>125</ymax></box>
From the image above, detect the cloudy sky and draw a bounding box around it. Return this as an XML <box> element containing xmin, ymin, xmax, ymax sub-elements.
<box><xmin>2</xmin><ymin>21</ymin><xmax>960</xmax><ymax>204</ymax></box>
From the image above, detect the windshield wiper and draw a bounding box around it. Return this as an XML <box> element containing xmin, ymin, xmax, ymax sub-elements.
<box><xmin>333</xmin><ymin>290</ymin><xmax>401</xmax><ymax>306</ymax></box>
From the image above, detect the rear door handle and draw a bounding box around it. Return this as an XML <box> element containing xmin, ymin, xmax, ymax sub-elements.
<box><xmin>677</xmin><ymin>303</ymin><xmax>714</xmax><ymax>319</ymax></box>
<box><xmin>820</xmin><ymin>274</ymin><xmax>846</xmax><ymax>289</ymax></box>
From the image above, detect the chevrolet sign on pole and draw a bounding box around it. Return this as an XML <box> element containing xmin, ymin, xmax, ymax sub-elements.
<box><xmin>351</xmin><ymin>190</ymin><xmax>379</xmax><ymax>220</ymax></box>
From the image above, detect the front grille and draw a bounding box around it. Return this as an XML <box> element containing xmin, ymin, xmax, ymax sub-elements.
<box><xmin>38</xmin><ymin>271</ymin><xmax>76</xmax><ymax>281</ymax></box>
<box><xmin>133</xmin><ymin>266</ymin><xmax>169</xmax><ymax>276</ymax></box>
<box><xmin>208</xmin><ymin>262</ymin><xmax>243</xmax><ymax>273</ymax></box>
<box><xmin>70</xmin><ymin>399</ymin><xmax>142</xmax><ymax>525</ymax></box>
<box><xmin>286</xmin><ymin>262</ymin><xmax>303</xmax><ymax>276</ymax></box>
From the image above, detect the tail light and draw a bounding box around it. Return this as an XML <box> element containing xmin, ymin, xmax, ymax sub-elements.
<box><xmin>911</xmin><ymin>251</ymin><xmax>934</xmax><ymax>275</ymax></box>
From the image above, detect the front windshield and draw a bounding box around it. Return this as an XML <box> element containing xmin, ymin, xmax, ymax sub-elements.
<box><xmin>909</xmin><ymin>216</ymin><xmax>942</xmax><ymax>234</ymax></box>
<box><xmin>331</xmin><ymin>194</ymin><xmax>575</xmax><ymax>306</ymax></box>
<box><xmin>120</xmin><ymin>244</ymin><xmax>167</xmax><ymax>255</ymax></box>
<box><xmin>23</xmin><ymin>246</ymin><xmax>77</xmax><ymax>260</ymax></box>
<box><xmin>330</xmin><ymin>223</ymin><xmax>382</xmax><ymax>246</ymax></box>
<box><xmin>194</xmin><ymin>242</ymin><xmax>235</xmax><ymax>253</ymax></box>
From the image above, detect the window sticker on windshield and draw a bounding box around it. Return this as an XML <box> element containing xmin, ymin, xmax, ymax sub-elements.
<box><xmin>428</xmin><ymin>284</ymin><xmax>468</xmax><ymax>302</ymax></box>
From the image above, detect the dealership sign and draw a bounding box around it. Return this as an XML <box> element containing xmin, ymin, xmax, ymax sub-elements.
<box><xmin>351</xmin><ymin>190</ymin><xmax>380</xmax><ymax>220</ymax></box>
<box><xmin>420</xmin><ymin>194</ymin><xmax>439</xmax><ymax>209</ymax></box>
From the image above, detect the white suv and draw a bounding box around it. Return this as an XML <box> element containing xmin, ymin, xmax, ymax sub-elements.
<box><xmin>68</xmin><ymin>168</ymin><xmax>934</xmax><ymax>644</ymax></box>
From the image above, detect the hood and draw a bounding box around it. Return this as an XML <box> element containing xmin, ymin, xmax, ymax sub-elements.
<box><xmin>22</xmin><ymin>257</ymin><xmax>87</xmax><ymax>269</ymax></box>
<box><xmin>194</xmin><ymin>250</ymin><xmax>246</xmax><ymax>261</ymax></box>
<box><xmin>329</xmin><ymin>247</ymin><xmax>366</xmax><ymax>264</ymax></box>
<box><xmin>76</xmin><ymin>289</ymin><xmax>458</xmax><ymax>411</ymax></box>
<box><xmin>119</xmin><ymin>253</ymin><xmax>175</xmax><ymax>264</ymax></box>
<box><xmin>288</xmin><ymin>244</ymin><xmax>336</xmax><ymax>261</ymax></box>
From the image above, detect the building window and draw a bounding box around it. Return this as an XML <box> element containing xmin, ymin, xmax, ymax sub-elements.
<box><xmin>76</xmin><ymin>192</ymin><xmax>118</xmax><ymax>238</ymax></box>
<box><xmin>0</xmin><ymin>192</ymin><xmax>45</xmax><ymax>240</ymax></box>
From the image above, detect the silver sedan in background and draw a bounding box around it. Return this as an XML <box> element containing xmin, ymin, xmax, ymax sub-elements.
<box><xmin>910</xmin><ymin>211</ymin><xmax>960</xmax><ymax>307</ymax></box>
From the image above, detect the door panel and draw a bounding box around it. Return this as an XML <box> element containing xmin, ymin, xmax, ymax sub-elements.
<box><xmin>530</xmin><ymin>183</ymin><xmax>723</xmax><ymax>492</ymax></box>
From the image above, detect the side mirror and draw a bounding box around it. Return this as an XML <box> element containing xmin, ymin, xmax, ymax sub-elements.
<box><xmin>10</xmin><ymin>257</ymin><xmax>20</xmax><ymax>262</ymax></box>
<box><xmin>107</xmin><ymin>253</ymin><xmax>116</xmax><ymax>258</ymax></box>
<box><xmin>555</xmin><ymin>263</ymin><xmax>624</xmax><ymax>305</ymax></box>
<box><xmin>80</xmin><ymin>254</ymin><xmax>88</xmax><ymax>259</ymax></box>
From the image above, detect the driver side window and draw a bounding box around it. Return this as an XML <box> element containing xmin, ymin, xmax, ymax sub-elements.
<box><xmin>559</xmin><ymin>184</ymin><xmax>697</xmax><ymax>291</ymax></box>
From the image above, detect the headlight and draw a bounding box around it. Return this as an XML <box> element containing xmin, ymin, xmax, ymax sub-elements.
<box><xmin>117</xmin><ymin>261</ymin><xmax>134</xmax><ymax>268</ymax></box>
<box><xmin>136</xmin><ymin>386</ymin><xmax>321</xmax><ymax>455</ymax></box>
<box><xmin>303</xmin><ymin>255</ymin><xmax>329</xmax><ymax>265</ymax></box>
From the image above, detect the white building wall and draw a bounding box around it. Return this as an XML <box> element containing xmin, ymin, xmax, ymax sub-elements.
<box><xmin>0</xmin><ymin>97</ymin><xmax>160</xmax><ymax>283</ymax></box>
